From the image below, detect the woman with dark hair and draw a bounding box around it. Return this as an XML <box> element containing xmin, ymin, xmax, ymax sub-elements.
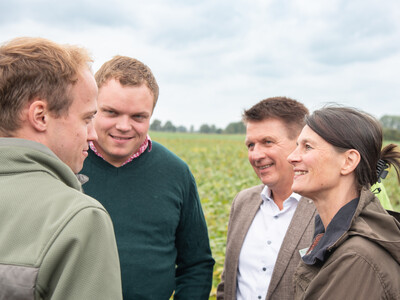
<box><xmin>287</xmin><ymin>106</ymin><xmax>400</xmax><ymax>299</ymax></box>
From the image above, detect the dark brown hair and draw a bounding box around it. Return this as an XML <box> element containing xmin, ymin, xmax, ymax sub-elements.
<box><xmin>306</xmin><ymin>106</ymin><xmax>400</xmax><ymax>188</ymax></box>
<box><xmin>243</xmin><ymin>96</ymin><xmax>309</xmax><ymax>139</ymax></box>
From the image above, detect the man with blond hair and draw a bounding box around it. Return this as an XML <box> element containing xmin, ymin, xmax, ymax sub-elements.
<box><xmin>0</xmin><ymin>37</ymin><xmax>122</xmax><ymax>299</ymax></box>
<box><xmin>81</xmin><ymin>55</ymin><xmax>214</xmax><ymax>299</ymax></box>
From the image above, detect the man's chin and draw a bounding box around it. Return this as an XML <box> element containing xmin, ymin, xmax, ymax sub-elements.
<box><xmin>103</xmin><ymin>144</ymin><xmax>136</xmax><ymax>157</ymax></box>
<box><xmin>259</xmin><ymin>175</ymin><xmax>275</xmax><ymax>186</ymax></box>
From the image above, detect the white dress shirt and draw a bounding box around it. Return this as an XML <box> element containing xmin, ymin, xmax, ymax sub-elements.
<box><xmin>236</xmin><ymin>186</ymin><xmax>301</xmax><ymax>300</ymax></box>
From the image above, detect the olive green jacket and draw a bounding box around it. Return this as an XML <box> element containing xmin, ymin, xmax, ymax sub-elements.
<box><xmin>294</xmin><ymin>188</ymin><xmax>400</xmax><ymax>300</ymax></box>
<box><xmin>0</xmin><ymin>138</ymin><xmax>122</xmax><ymax>299</ymax></box>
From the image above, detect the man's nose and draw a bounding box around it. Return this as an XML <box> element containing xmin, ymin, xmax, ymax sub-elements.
<box><xmin>115</xmin><ymin>116</ymin><xmax>131</xmax><ymax>131</ymax></box>
<box><xmin>87</xmin><ymin>121</ymin><xmax>98</xmax><ymax>141</ymax></box>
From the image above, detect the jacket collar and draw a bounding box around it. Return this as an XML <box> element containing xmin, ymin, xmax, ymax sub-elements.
<box><xmin>0</xmin><ymin>137</ymin><xmax>83</xmax><ymax>191</ymax></box>
<box><xmin>302</xmin><ymin>198</ymin><xmax>358</xmax><ymax>265</ymax></box>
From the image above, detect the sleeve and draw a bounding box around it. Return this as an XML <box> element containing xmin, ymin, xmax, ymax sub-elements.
<box><xmin>298</xmin><ymin>253</ymin><xmax>389</xmax><ymax>300</ymax></box>
<box><xmin>36</xmin><ymin>206</ymin><xmax>123</xmax><ymax>300</ymax></box>
<box><xmin>216</xmin><ymin>192</ymin><xmax>238</xmax><ymax>300</ymax></box>
<box><xmin>216</xmin><ymin>273</ymin><xmax>226</xmax><ymax>300</ymax></box>
<box><xmin>174</xmin><ymin>171</ymin><xmax>215</xmax><ymax>300</ymax></box>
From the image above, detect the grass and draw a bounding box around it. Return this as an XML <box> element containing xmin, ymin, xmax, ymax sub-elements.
<box><xmin>150</xmin><ymin>131</ymin><xmax>400</xmax><ymax>299</ymax></box>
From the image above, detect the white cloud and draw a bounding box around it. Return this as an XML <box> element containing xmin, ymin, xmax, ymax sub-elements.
<box><xmin>1</xmin><ymin>0</ymin><xmax>399</xmax><ymax>129</ymax></box>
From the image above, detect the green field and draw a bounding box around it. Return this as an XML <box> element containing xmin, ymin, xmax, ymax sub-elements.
<box><xmin>150</xmin><ymin>132</ymin><xmax>400</xmax><ymax>299</ymax></box>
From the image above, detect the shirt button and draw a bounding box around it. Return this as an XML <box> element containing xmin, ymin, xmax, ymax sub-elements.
<box><xmin>258</xmin><ymin>296</ymin><xmax>262</xmax><ymax>299</ymax></box>
<box><xmin>263</xmin><ymin>267</ymin><xmax>266</xmax><ymax>271</ymax></box>
<box><xmin>267</xmin><ymin>240</ymin><xmax>272</xmax><ymax>245</ymax></box>
<box><xmin>274</xmin><ymin>215</ymin><xmax>279</xmax><ymax>219</ymax></box>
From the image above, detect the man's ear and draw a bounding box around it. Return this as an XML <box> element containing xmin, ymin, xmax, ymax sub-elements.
<box><xmin>341</xmin><ymin>149</ymin><xmax>361</xmax><ymax>175</ymax></box>
<box><xmin>28</xmin><ymin>99</ymin><xmax>49</xmax><ymax>132</ymax></box>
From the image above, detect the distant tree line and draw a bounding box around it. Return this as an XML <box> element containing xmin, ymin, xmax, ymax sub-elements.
<box><xmin>381</xmin><ymin>115</ymin><xmax>400</xmax><ymax>141</ymax></box>
<box><xmin>150</xmin><ymin>115</ymin><xmax>400</xmax><ymax>140</ymax></box>
<box><xmin>150</xmin><ymin>119</ymin><xmax>246</xmax><ymax>134</ymax></box>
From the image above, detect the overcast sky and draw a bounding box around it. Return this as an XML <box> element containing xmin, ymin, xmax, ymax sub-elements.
<box><xmin>1</xmin><ymin>0</ymin><xmax>399</xmax><ymax>129</ymax></box>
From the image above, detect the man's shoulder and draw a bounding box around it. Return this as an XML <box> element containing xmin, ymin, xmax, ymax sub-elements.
<box><xmin>297</xmin><ymin>196</ymin><xmax>315</xmax><ymax>208</ymax></box>
<box><xmin>150</xmin><ymin>140</ymin><xmax>176</xmax><ymax>155</ymax></box>
<box><xmin>237</xmin><ymin>184</ymin><xmax>264</xmax><ymax>197</ymax></box>
<box><xmin>49</xmin><ymin>187</ymin><xmax>108</xmax><ymax>226</ymax></box>
<box><xmin>150</xmin><ymin>141</ymin><xmax>189</xmax><ymax>167</ymax></box>
<box><xmin>232</xmin><ymin>184</ymin><xmax>264</xmax><ymax>207</ymax></box>
<box><xmin>70</xmin><ymin>189</ymin><xmax>106</xmax><ymax>210</ymax></box>
<box><xmin>44</xmin><ymin>178</ymin><xmax>106</xmax><ymax>213</ymax></box>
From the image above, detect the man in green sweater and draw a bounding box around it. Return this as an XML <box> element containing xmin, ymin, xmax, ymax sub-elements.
<box><xmin>0</xmin><ymin>37</ymin><xmax>122</xmax><ymax>299</ymax></box>
<box><xmin>81</xmin><ymin>56</ymin><xmax>215</xmax><ymax>299</ymax></box>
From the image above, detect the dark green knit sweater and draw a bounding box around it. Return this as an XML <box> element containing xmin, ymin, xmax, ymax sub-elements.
<box><xmin>81</xmin><ymin>141</ymin><xmax>214</xmax><ymax>299</ymax></box>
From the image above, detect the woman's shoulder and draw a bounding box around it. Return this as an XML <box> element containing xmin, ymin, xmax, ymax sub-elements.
<box><xmin>329</xmin><ymin>235</ymin><xmax>400</xmax><ymax>278</ymax></box>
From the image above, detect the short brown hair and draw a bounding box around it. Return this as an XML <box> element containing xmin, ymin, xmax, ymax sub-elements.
<box><xmin>0</xmin><ymin>37</ymin><xmax>92</xmax><ymax>135</ymax></box>
<box><xmin>243</xmin><ymin>96</ymin><xmax>309</xmax><ymax>139</ymax></box>
<box><xmin>95</xmin><ymin>55</ymin><xmax>159</xmax><ymax>108</ymax></box>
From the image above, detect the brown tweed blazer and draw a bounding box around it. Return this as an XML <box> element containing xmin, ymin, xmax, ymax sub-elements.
<box><xmin>216</xmin><ymin>184</ymin><xmax>316</xmax><ymax>300</ymax></box>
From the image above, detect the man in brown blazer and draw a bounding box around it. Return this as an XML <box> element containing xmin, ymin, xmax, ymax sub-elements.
<box><xmin>217</xmin><ymin>97</ymin><xmax>316</xmax><ymax>300</ymax></box>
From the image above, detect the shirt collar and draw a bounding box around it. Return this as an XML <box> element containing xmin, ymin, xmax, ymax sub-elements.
<box><xmin>89</xmin><ymin>134</ymin><xmax>152</xmax><ymax>166</ymax></box>
<box><xmin>260</xmin><ymin>185</ymin><xmax>302</xmax><ymax>203</ymax></box>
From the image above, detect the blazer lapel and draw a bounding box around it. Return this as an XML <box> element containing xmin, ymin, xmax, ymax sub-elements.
<box><xmin>266</xmin><ymin>197</ymin><xmax>316</xmax><ymax>297</ymax></box>
<box><xmin>229</xmin><ymin>187</ymin><xmax>263</xmax><ymax>296</ymax></box>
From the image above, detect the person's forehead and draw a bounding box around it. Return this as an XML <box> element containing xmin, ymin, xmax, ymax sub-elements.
<box><xmin>67</xmin><ymin>71</ymin><xmax>97</xmax><ymax>113</ymax></box>
<box><xmin>97</xmin><ymin>81</ymin><xmax>153</xmax><ymax>113</ymax></box>
<box><xmin>246</xmin><ymin>118</ymin><xmax>291</xmax><ymax>137</ymax></box>
<box><xmin>101</xmin><ymin>78</ymin><xmax>157</xmax><ymax>105</ymax></box>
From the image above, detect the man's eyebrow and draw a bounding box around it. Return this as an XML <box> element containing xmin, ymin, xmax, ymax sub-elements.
<box><xmin>99</xmin><ymin>105</ymin><xmax>111</xmax><ymax>110</ymax></box>
<box><xmin>132</xmin><ymin>111</ymin><xmax>150</xmax><ymax>117</ymax></box>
